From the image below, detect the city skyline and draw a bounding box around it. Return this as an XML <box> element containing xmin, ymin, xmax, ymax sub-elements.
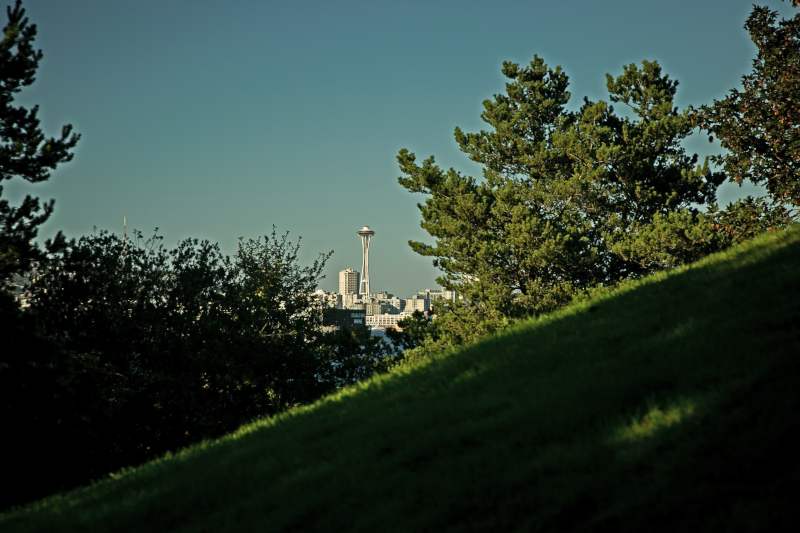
<box><xmin>330</xmin><ymin>225</ymin><xmax>438</xmax><ymax>299</ymax></box>
<box><xmin>8</xmin><ymin>0</ymin><xmax>791</xmax><ymax>297</ymax></box>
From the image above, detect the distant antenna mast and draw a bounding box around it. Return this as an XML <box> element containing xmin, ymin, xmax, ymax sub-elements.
<box><xmin>123</xmin><ymin>215</ymin><xmax>128</xmax><ymax>258</ymax></box>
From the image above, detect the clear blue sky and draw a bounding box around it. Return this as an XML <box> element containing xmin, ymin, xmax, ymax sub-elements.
<box><xmin>7</xmin><ymin>0</ymin><xmax>792</xmax><ymax>295</ymax></box>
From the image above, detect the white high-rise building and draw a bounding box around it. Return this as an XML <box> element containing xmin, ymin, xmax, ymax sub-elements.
<box><xmin>338</xmin><ymin>268</ymin><xmax>360</xmax><ymax>296</ymax></box>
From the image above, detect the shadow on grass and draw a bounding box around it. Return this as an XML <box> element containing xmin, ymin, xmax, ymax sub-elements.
<box><xmin>581</xmin><ymin>353</ymin><xmax>800</xmax><ymax>533</ymax></box>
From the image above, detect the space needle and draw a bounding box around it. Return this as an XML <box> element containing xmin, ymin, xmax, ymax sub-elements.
<box><xmin>357</xmin><ymin>225</ymin><xmax>375</xmax><ymax>297</ymax></box>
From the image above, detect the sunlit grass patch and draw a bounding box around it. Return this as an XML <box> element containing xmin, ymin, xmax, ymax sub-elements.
<box><xmin>611</xmin><ymin>397</ymin><xmax>699</xmax><ymax>444</ymax></box>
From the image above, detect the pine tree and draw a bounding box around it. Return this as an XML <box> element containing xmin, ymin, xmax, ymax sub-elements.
<box><xmin>700</xmin><ymin>2</ymin><xmax>799</xmax><ymax>207</ymax></box>
<box><xmin>0</xmin><ymin>0</ymin><xmax>79</xmax><ymax>285</ymax></box>
<box><xmin>398</xmin><ymin>57</ymin><xmax>725</xmax><ymax>331</ymax></box>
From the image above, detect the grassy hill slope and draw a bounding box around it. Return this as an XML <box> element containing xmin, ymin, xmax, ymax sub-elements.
<box><xmin>2</xmin><ymin>226</ymin><xmax>799</xmax><ymax>532</ymax></box>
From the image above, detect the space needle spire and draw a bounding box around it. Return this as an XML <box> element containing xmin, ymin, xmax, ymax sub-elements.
<box><xmin>357</xmin><ymin>225</ymin><xmax>375</xmax><ymax>297</ymax></box>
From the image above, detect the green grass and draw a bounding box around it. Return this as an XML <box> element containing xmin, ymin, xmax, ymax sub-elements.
<box><xmin>3</xmin><ymin>226</ymin><xmax>800</xmax><ymax>532</ymax></box>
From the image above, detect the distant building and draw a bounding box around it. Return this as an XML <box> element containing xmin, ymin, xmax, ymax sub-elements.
<box><xmin>341</xmin><ymin>292</ymin><xmax>362</xmax><ymax>310</ymax></box>
<box><xmin>403</xmin><ymin>296</ymin><xmax>430</xmax><ymax>313</ymax></box>
<box><xmin>365</xmin><ymin>300</ymin><xmax>392</xmax><ymax>316</ymax></box>
<box><xmin>387</xmin><ymin>296</ymin><xmax>403</xmax><ymax>312</ymax></box>
<box><xmin>366</xmin><ymin>312</ymin><xmax>412</xmax><ymax>329</ymax></box>
<box><xmin>338</xmin><ymin>268</ymin><xmax>360</xmax><ymax>296</ymax></box>
<box><xmin>425</xmin><ymin>288</ymin><xmax>458</xmax><ymax>303</ymax></box>
<box><xmin>322</xmin><ymin>308</ymin><xmax>366</xmax><ymax>331</ymax></box>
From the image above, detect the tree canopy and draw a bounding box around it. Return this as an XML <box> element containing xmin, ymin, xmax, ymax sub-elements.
<box><xmin>1</xmin><ymin>228</ymin><xmax>395</xmax><ymax>509</ymax></box>
<box><xmin>700</xmin><ymin>2</ymin><xmax>799</xmax><ymax>207</ymax></box>
<box><xmin>398</xmin><ymin>54</ymin><xmax>790</xmax><ymax>342</ymax></box>
<box><xmin>400</xmin><ymin>58</ymin><xmax>717</xmax><ymax>322</ymax></box>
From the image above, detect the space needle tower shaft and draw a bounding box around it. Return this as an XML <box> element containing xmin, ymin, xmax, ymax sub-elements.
<box><xmin>357</xmin><ymin>225</ymin><xmax>375</xmax><ymax>297</ymax></box>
